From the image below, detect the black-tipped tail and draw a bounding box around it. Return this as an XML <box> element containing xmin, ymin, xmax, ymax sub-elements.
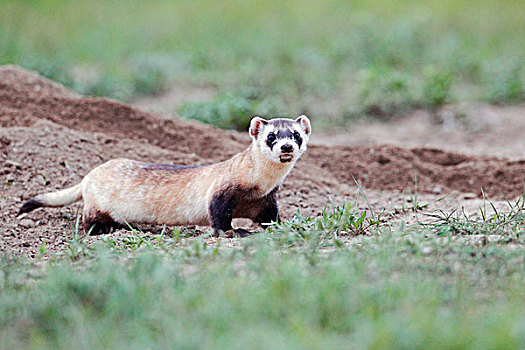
<box><xmin>18</xmin><ymin>199</ymin><xmax>43</xmax><ymax>216</ymax></box>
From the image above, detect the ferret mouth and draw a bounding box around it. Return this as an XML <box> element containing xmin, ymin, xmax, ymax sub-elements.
<box><xmin>279</xmin><ymin>154</ymin><xmax>293</xmax><ymax>163</ymax></box>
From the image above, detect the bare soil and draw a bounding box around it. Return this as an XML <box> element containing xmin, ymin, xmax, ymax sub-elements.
<box><xmin>1</xmin><ymin>66</ymin><xmax>524</xmax><ymax>256</ymax></box>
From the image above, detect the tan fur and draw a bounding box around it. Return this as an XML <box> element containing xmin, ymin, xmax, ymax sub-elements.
<box><xmin>79</xmin><ymin>144</ymin><xmax>296</xmax><ymax>226</ymax></box>
<box><xmin>33</xmin><ymin>183</ymin><xmax>82</xmax><ymax>207</ymax></box>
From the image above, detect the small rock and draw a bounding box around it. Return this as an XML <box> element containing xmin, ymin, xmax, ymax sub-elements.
<box><xmin>463</xmin><ymin>192</ymin><xmax>477</xmax><ymax>200</ymax></box>
<box><xmin>19</xmin><ymin>219</ymin><xmax>35</xmax><ymax>228</ymax></box>
<box><xmin>433</xmin><ymin>186</ymin><xmax>442</xmax><ymax>195</ymax></box>
<box><xmin>36</xmin><ymin>174</ymin><xmax>48</xmax><ymax>186</ymax></box>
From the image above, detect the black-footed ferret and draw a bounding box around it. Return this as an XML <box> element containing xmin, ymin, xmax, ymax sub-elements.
<box><xmin>18</xmin><ymin>116</ymin><xmax>311</xmax><ymax>235</ymax></box>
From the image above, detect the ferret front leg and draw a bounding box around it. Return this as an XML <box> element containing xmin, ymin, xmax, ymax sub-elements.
<box><xmin>208</xmin><ymin>193</ymin><xmax>236</xmax><ymax>236</ymax></box>
<box><xmin>253</xmin><ymin>189</ymin><xmax>280</xmax><ymax>228</ymax></box>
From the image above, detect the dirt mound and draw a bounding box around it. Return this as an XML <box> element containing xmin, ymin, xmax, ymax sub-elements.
<box><xmin>1</xmin><ymin>65</ymin><xmax>524</xmax><ymax>256</ymax></box>
<box><xmin>0</xmin><ymin>65</ymin><xmax>245</xmax><ymax>162</ymax></box>
<box><xmin>309</xmin><ymin>145</ymin><xmax>525</xmax><ymax>199</ymax></box>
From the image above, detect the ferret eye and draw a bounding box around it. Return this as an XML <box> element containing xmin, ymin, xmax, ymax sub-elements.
<box><xmin>267</xmin><ymin>133</ymin><xmax>276</xmax><ymax>143</ymax></box>
<box><xmin>293</xmin><ymin>131</ymin><xmax>301</xmax><ymax>141</ymax></box>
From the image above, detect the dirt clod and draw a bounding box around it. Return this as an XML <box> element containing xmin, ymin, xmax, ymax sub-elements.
<box><xmin>19</xmin><ymin>219</ymin><xmax>35</xmax><ymax>228</ymax></box>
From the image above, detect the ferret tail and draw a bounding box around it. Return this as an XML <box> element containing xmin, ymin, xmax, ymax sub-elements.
<box><xmin>18</xmin><ymin>183</ymin><xmax>83</xmax><ymax>215</ymax></box>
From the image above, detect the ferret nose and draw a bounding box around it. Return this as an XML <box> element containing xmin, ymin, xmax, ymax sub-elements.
<box><xmin>281</xmin><ymin>144</ymin><xmax>293</xmax><ymax>153</ymax></box>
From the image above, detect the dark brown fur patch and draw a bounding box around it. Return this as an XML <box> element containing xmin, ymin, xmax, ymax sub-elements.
<box><xmin>208</xmin><ymin>184</ymin><xmax>261</xmax><ymax>233</ymax></box>
<box><xmin>209</xmin><ymin>184</ymin><xmax>280</xmax><ymax>234</ymax></box>
<box><xmin>251</xmin><ymin>189</ymin><xmax>280</xmax><ymax>226</ymax></box>
<box><xmin>18</xmin><ymin>198</ymin><xmax>43</xmax><ymax>216</ymax></box>
<box><xmin>83</xmin><ymin>210</ymin><xmax>123</xmax><ymax>235</ymax></box>
<box><xmin>234</xmin><ymin>187</ymin><xmax>279</xmax><ymax>225</ymax></box>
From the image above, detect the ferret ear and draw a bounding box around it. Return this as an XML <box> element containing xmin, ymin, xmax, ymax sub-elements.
<box><xmin>249</xmin><ymin>116</ymin><xmax>268</xmax><ymax>140</ymax></box>
<box><xmin>295</xmin><ymin>115</ymin><xmax>311</xmax><ymax>137</ymax></box>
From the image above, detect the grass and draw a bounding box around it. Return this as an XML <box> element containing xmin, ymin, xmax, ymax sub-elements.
<box><xmin>424</xmin><ymin>189</ymin><xmax>525</xmax><ymax>236</ymax></box>
<box><xmin>1</xmin><ymin>198</ymin><xmax>524</xmax><ymax>349</ymax></box>
<box><xmin>1</xmin><ymin>0</ymin><xmax>524</xmax><ymax>129</ymax></box>
<box><xmin>179</xmin><ymin>90</ymin><xmax>282</xmax><ymax>131</ymax></box>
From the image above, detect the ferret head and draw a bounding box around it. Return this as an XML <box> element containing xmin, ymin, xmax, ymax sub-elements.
<box><xmin>249</xmin><ymin>115</ymin><xmax>311</xmax><ymax>164</ymax></box>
